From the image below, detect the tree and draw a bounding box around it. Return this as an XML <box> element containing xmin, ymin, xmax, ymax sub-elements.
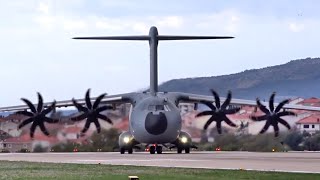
<box><xmin>284</xmin><ymin>131</ymin><xmax>303</xmax><ymax>151</ymax></box>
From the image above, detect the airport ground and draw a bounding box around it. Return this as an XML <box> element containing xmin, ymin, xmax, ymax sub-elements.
<box><xmin>0</xmin><ymin>151</ymin><xmax>320</xmax><ymax>179</ymax></box>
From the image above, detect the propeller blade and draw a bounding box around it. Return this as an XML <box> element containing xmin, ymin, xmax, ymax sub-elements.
<box><xmin>210</xmin><ymin>89</ymin><xmax>221</xmax><ymax>109</ymax></box>
<box><xmin>85</xmin><ymin>89</ymin><xmax>92</xmax><ymax>109</ymax></box>
<box><xmin>277</xmin><ymin>117</ymin><xmax>291</xmax><ymax>130</ymax></box>
<box><xmin>256</xmin><ymin>98</ymin><xmax>270</xmax><ymax>115</ymax></box>
<box><xmin>16</xmin><ymin>111</ymin><xmax>34</xmax><ymax>117</ymax></box>
<box><xmin>93</xmin><ymin>93</ymin><xmax>106</xmax><ymax>109</ymax></box>
<box><xmin>221</xmin><ymin>90</ymin><xmax>232</xmax><ymax>110</ymax></box>
<box><xmin>216</xmin><ymin>121</ymin><xmax>222</xmax><ymax>134</ymax></box>
<box><xmin>277</xmin><ymin>111</ymin><xmax>296</xmax><ymax>117</ymax></box>
<box><xmin>223</xmin><ymin>116</ymin><xmax>237</xmax><ymax>127</ymax></box>
<box><xmin>21</xmin><ymin>98</ymin><xmax>36</xmax><ymax>113</ymax></box>
<box><xmin>18</xmin><ymin>118</ymin><xmax>33</xmax><ymax>129</ymax></box>
<box><xmin>273</xmin><ymin>124</ymin><xmax>280</xmax><ymax>137</ymax></box>
<box><xmin>224</xmin><ymin>107</ymin><xmax>241</xmax><ymax>114</ymax></box>
<box><xmin>269</xmin><ymin>92</ymin><xmax>276</xmax><ymax>112</ymax></box>
<box><xmin>204</xmin><ymin>116</ymin><xmax>215</xmax><ymax>130</ymax></box>
<box><xmin>30</xmin><ymin>123</ymin><xmax>37</xmax><ymax>138</ymax></box>
<box><xmin>196</xmin><ymin>111</ymin><xmax>214</xmax><ymax>117</ymax></box>
<box><xmin>72</xmin><ymin>99</ymin><xmax>88</xmax><ymax>112</ymax></box>
<box><xmin>250</xmin><ymin>115</ymin><xmax>267</xmax><ymax>121</ymax></box>
<box><xmin>93</xmin><ymin>119</ymin><xmax>101</xmax><ymax>133</ymax></box>
<box><xmin>41</xmin><ymin>101</ymin><xmax>56</xmax><ymax>115</ymax></box>
<box><xmin>96</xmin><ymin>105</ymin><xmax>113</xmax><ymax>113</ymax></box>
<box><xmin>44</xmin><ymin>117</ymin><xmax>59</xmax><ymax>123</ymax></box>
<box><xmin>37</xmin><ymin>92</ymin><xmax>43</xmax><ymax>113</ymax></box>
<box><xmin>200</xmin><ymin>101</ymin><xmax>216</xmax><ymax>111</ymax></box>
<box><xmin>81</xmin><ymin>120</ymin><xmax>91</xmax><ymax>134</ymax></box>
<box><xmin>39</xmin><ymin>123</ymin><xmax>50</xmax><ymax>136</ymax></box>
<box><xmin>97</xmin><ymin>114</ymin><xmax>113</xmax><ymax>124</ymax></box>
<box><xmin>259</xmin><ymin>121</ymin><xmax>271</xmax><ymax>134</ymax></box>
<box><xmin>275</xmin><ymin>99</ymin><xmax>290</xmax><ymax>113</ymax></box>
<box><xmin>71</xmin><ymin>113</ymin><xmax>88</xmax><ymax>121</ymax></box>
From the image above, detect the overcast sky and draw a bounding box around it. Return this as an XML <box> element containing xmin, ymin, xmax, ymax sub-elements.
<box><xmin>0</xmin><ymin>0</ymin><xmax>319</xmax><ymax>106</ymax></box>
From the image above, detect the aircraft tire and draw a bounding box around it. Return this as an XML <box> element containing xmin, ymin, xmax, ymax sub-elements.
<box><xmin>156</xmin><ymin>146</ymin><xmax>162</xmax><ymax>154</ymax></box>
<box><xmin>120</xmin><ymin>148</ymin><xmax>125</xmax><ymax>154</ymax></box>
<box><xmin>177</xmin><ymin>148</ymin><xmax>183</xmax><ymax>154</ymax></box>
<box><xmin>185</xmin><ymin>147</ymin><xmax>190</xmax><ymax>154</ymax></box>
<box><xmin>150</xmin><ymin>146</ymin><xmax>156</xmax><ymax>154</ymax></box>
<box><xmin>128</xmin><ymin>148</ymin><xmax>133</xmax><ymax>154</ymax></box>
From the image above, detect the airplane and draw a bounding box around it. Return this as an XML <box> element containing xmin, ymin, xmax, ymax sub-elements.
<box><xmin>1</xmin><ymin>26</ymin><xmax>320</xmax><ymax>154</ymax></box>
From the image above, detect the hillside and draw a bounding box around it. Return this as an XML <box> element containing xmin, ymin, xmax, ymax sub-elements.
<box><xmin>159</xmin><ymin>57</ymin><xmax>320</xmax><ymax>100</ymax></box>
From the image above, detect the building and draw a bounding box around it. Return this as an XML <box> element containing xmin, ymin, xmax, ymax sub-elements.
<box><xmin>0</xmin><ymin>136</ymin><xmax>32</xmax><ymax>152</ymax></box>
<box><xmin>296</xmin><ymin>114</ymin><xmax>320</xmax><ymax>134</ymax></box>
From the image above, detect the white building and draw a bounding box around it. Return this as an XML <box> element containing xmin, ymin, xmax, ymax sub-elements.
<box><xmin>296</xmin><ymin>114</ymin><xmax>320</xmax><ymax>134</ymax></box>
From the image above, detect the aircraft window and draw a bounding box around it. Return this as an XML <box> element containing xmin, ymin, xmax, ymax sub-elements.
<box><xmin>156</xmin><ymin>105</ymin><xmax>164</xmax><ymax>111</ymax></box>
<box><xmin>148</xmin><ymin>105</ymin><xmax>165</xmax><ymax>111</ymax></box>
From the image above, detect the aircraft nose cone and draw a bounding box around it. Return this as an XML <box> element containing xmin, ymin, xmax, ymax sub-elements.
<box><xmin>145</xmin><ymin>112</ymin><xmax>168</xmax><ymax>135</ymax></box>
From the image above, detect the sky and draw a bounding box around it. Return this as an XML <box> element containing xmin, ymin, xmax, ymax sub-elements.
<box><xmin>0</xmin><ymin>0</ymin><xmax>319</xmax><ymax>106</ymax></box>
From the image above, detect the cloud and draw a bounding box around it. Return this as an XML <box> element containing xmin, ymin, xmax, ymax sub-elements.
<box><xmin>288</xmin><ymin>22</ymin><xmax>305</xmax><ymax>32</ymax></box>
<box><xmin>33</xmin><ymin>15</ymin><xmax>56</xmax><ymax>29</ymax></box>
<box><xmin>95</xmin><ymin>21</ymin><xmax>124</xmax><ymax>31</ymax></box>
<box><xmin>155</xmin><ymin>16</ymin><xmax>184</xmax><ymax>29</ymax></box>
<box><xmin>63</xmin><ymin>20</ymin><xmax>87</xmax><ymax>31</ymax></box>
<box><xmin>37</xmin><ymin>2</ymin><xmax>50</xmax><ymax>14</ymax></box>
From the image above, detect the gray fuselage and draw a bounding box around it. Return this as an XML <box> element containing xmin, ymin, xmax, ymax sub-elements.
<box><xmin>128</xmin><ymin>93</ymin><xmax>182</xmax><ymax>144</ymax></box>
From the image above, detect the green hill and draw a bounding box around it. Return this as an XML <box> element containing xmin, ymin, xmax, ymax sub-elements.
<box><xmin>159</xmin><ymin>57</ymin><xmax>320</xmax><ymax>100</ymax></box>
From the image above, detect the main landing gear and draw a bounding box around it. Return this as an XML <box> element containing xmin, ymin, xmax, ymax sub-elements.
<box><xmin>149</xmin><ymin>144</ymin><xmax>162</xmax><ymax>154</ymax></box>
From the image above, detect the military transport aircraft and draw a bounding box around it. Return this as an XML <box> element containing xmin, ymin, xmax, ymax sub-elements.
<box><xmin>0</xmin><ymin>26</ymin><xmax>320</xmax><ymax>154</ymax></box>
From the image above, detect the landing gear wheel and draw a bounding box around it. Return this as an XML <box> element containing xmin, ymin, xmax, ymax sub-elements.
<box><xmin>177</xmin><ymin>148</ymin><xmax>183</xmax><ymax>154</ymax></box>
<box><xmin>120</xmin><ymin>148</ymin><xmax>125</xmax><ymax>154</ymax></box>
<box><xmin>156</xmin><ymin>146</ymin><xmax>162</xmax><ymax>154</ymax></box>
<box><xmin>128</xmin><ymin>148</ymin><xmax>133</xmax><ymax>154</ymax></box>
<box><xmin>150</xmin><ymin>146</ymin><xmax>156</xmax><ymax>154</ymax></box>
<box><xmin>185</xmin><ymin>147</ymin><xmax>190</xmax><ymax>154</ymax></box>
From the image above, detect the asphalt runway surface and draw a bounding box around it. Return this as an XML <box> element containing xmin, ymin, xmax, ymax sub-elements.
<box><xmin>0</xmin><ymin>151</ymin><xmax>319</xmax><ymax>173</ymax></box>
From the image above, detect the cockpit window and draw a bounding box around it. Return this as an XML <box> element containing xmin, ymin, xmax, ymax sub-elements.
<box><xmin>148</xmin><ymin>105</ymin><xmax>168</xmax><ymax>111</ymax></box>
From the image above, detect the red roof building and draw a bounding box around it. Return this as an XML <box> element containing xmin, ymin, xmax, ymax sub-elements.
<box><xmin>296</xmin><ymin>114</ymin><xmax>320</xmax><ymax>134</ymax></box>
<box><xmin>298</xmin><ymin>97</ymin><xmax>320</xmax><ymax>107</ymax></box>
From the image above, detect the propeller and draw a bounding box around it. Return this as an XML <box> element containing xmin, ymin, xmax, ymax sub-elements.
<box><xmin>250</xmin><ymin>92</ymin><xmax>296</xmax><ymax>137</ymax></box>
<box><xmin>71</xmin><ymin>89</ymin><xmax>113</xmax><ymax>134</ymax></box>
<box><xmin>196</xmin><ymin>89</ymin><xmax>240</xmax><ymax>134</ymax></box>
<box><xmin>16</xmin><ymin>92</ymin><xmax>58</xmax><ymax>138</ymax></box>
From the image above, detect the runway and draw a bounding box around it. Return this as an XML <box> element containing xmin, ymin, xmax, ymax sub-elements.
<box><xmin>0</xmin><ymin>151</ymin><xmax>319</xmax><ymax>174</ymax></box>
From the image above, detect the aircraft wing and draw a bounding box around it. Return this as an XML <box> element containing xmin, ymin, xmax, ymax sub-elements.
<box><xmin>0</xmin><ymin>93</ymin><xmax>135</xmax><ymax>112</ymax></box>
<box><xmin>175</xmin><ymin>92</ymin><xmax>320</xmax><ymax>111</ymax></box>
